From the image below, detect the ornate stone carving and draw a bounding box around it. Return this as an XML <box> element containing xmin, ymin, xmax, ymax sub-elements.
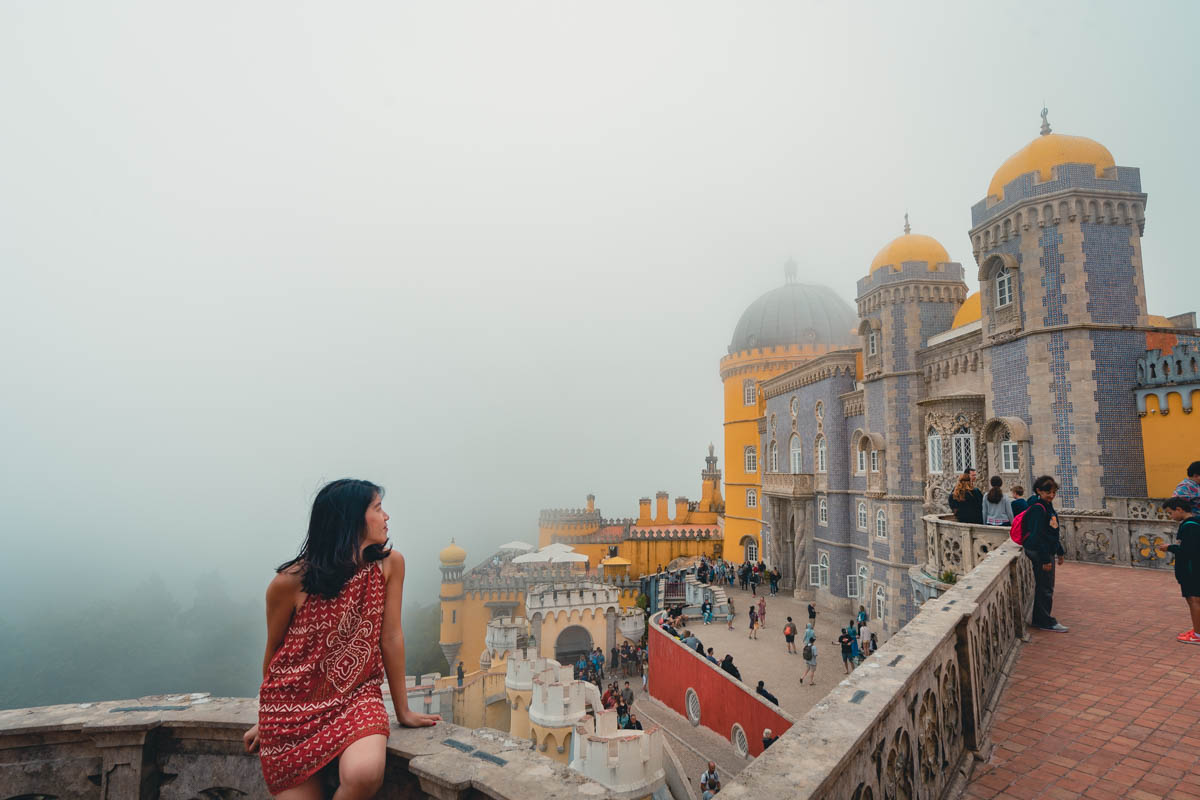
<box><xmin>882</xmin><ymin>729</ymin><xmax>914</xmax><ymax>800</ymax></box>
<box><xmin>916</xmin><ymin>691</ymin><xmax>939</xmax><ymax>786</ymax></box>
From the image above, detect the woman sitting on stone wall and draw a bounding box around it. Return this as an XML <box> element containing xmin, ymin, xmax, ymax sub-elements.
<box><xmin>242</xmin><ymin>479</ymin><xmax>440</xmax><ymax>799</ymax></box>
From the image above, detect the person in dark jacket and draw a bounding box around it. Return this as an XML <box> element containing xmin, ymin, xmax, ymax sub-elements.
<box><xmin>755</xmin><ymin>680</ymin><xmax>779</xmax><ymax>705</ymax></box>
<box><xmin>720</xmin><ymin>654</ymin><xmax>742</xmax><ymax>681</ymax></box>
<box><xmin>1023</xmin><ymin>475</ymin><xmax>1067</xmax><ymax>632</ymax></box>
<box><xmin>949</xmin><ymin>470</ymin><xmax>983</xmax><ymax>524</ymax></box>
<box><xmin>762</xmin><ymin>728</ymin><xmax>779</xmax><ymax>750</ymax></box>
<box><xmin>1010</xmin><ymin>485</ymin><xmax>1028</xmax><ymax>515</ymax></box>
<box><xmin>1158</xmin><ymin>497</ymin><xmax>1200</xmax><ymax>644</ymax></box>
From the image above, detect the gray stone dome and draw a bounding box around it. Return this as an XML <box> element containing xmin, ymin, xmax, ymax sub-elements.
<box><xmin>728</xmin><ymin>271</ymin><xmax>858</xmax><ymax>354</ymax></box>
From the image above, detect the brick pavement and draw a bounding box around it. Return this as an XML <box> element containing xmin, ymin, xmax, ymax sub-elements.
<box><xmin>965</xmin><ymin>562</ymin><xmax>1200</xmax><ymax>800</ymax></box>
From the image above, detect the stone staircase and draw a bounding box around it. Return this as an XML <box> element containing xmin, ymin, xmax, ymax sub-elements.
<box><xmin>679</xmin><ymin>571</ymin><xmax>732</xmax><ymax>620</ymax></box>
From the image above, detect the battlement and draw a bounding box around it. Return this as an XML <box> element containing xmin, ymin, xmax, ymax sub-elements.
<box><xmin>1138</xmin><ymin>343</ymin><xmax>1199</xmax><ymax>387</ymax></box>
<box><xmin>462</xmin><ymin>571</ymin><xmax>639</xmax><ymax>594</ymax></box>
<box><xmin>525</xmin><ymin>581</ymin><xmax>621</xmax><ymax>612</ymax></box>
<box><xmin>484</xmin><ymin>616</ymin><xmax>529</xmax><ymax>660</ymax></box>
<box><xmin>571</xmin><ymin>714</ymin><xmax>666</xmax><ymax>799</ymax></box>
<box><xmin>506</xmin><ymin>653</ymin><xmax>572</xmax><ymax>692</ymax></box>
<box><xmin>855</xmin><ymin>260</ymin><xmax>966</xmax><ymax>299</ymax></box>
<box><xmin>972</xmin><ymin>161</ymin><xmax>1144</xmax><ymax>227</ymax></box>
<box><xmin>530</xmin><ymin>673</ymin><xmax>602</xmax><ymax>728</ymax></box>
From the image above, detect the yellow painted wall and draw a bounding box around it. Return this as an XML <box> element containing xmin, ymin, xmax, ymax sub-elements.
<box><xmin>720</xmin><ymin>343</ymin><xmax>831</xmax><ymax>561</ymax></box>
<box><xmin>537</xmin><ymin>607</ymin><xmax>613</xmax><ymax>660</ymax></box>
<box><xmin>532</xmin><ymin>725</ymin><xmax>572</xmax><ymax>763</ymax></box>
<box><xmin>448</xmin><ymin>665</ymin><xmax>509</xmax><ymax>730</ymax></box>
<box><xmin>1141</xmin><ymin>389</ymin><xmax>1200</xmax><ymax>496</ymax></box>
<box><xmin>453</xmin><ymin>589</ymin><xmax>525</xmax><ymax>674</ymax></box>
<box><xmin>620</xmin><ymin>538</ymin><xmax>718</xmax><ymax>576</ymax></box>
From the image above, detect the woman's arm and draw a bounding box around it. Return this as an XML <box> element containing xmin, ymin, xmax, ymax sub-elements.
<box><xmin>381</xmin><ymin>550</ymin><xmax>441</xmax><ymax>728</ymax></box>
<box><xmin>262</xmin><ymin>571</ymin><xmax>302</xmax><ymax>678</ymax></box>
<box><xmin>244</xmin><ymin>570</ymin><xmax>302</xmax><ymax>753</ymax></box>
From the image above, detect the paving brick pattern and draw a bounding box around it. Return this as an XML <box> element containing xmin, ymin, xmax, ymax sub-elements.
<box><xmin>965</xmin><ymin>562</ymin><xmax>1200</xmax><ymax>800</ymax></box>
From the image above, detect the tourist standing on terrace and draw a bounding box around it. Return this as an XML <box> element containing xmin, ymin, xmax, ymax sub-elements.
<box><xmin>801</xmin><ymin>638</ymin><xmax>817</xmax><ymax>685</ymax></box>
<box><xmin>747</xmin><ymin>606</ymin><xmax>759</xmax><ymax>639</ymax></box>
<box><xmin>982</xmin><ymin>476</ymin><xmax>1014</xmax><ymax>526</ymax></box>
<box><xmin>757</xmin><ymin>595</ymin><xmax>767</xmax><ymax>626</ymax></box>
<box><xmin>783</xmin><ymin>616</ymin><xmax>798</xmax><ymax>654</ymax></box>
<box><xmin>1023</xmin><ymin>475</ymin><xmax>1068</xmax><ymax>633</ymax></box>
<box><xmin>949</xmin><ymin>470</ymin><xmax>983</xmax><ymax>524</ymax></box>
<box><xmin>835</xmin><ymin>628</ymin><xmax>855</xmax><ymax>674</ymax></box>
<box><xmin>1010</xmin><ymin>485</ymin><xmax>1028</xmax><ymax>514</ymax></box>
<box><xmin>244</xmin><ymin>479</ymin><xmax>440</xmax><ymax>799</ymax></box>
<box><xmin>1173</xmin><ymin>462</ymin><xmax>1200</xmax><ymax>513</ymax></box>
<box><xmin>1157</xmin><ymin>497</ymin><xmax>1200</xmax><ymax>644</ymax></box>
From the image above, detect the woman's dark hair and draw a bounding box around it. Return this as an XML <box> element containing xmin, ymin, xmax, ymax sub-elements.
<box><xmin>1032</xmin><ymin>475</ymin><xmax>1059</xmax><ymax>496</ymax></box>
<box><xmin>278</xmin><ymin>478</ymin><xmax>390</xmax><ymax>598</ymax></box>
<box><xmin>987</xmin><ymin>475</ymin><xmax>1004</xmax><ymax>503</ymax></box>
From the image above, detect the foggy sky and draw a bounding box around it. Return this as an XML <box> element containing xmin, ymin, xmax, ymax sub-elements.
<box><xmin>2</xmin><ymin>1</ymin><xmax>1197</xmax><ymax>616</ymax></box>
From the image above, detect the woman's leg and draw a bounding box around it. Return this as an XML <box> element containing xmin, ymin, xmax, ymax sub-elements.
<box><xmin>333</xmin><ymin>734</ymin><xmax>388</xmax><ymax>800</ymax></box>
<box><xmin>276</xmin><ymin>776</ymin><xmax>325</xmax><ymax>800</ymax></box>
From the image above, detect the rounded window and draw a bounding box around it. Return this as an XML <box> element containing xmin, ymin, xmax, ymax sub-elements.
<box><xmin>731</xmin><ymin>723</ymin><xmax>750</xmax><ymax>758</ymax></box>
<box><xmin>685</xmin><ymin>688</ymin><xmax>701</xmax><ymax>726</ymax></box>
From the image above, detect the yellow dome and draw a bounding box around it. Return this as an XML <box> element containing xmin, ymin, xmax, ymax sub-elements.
<box><xmin>439</xmin><ymin>539</ymin><xmax>466</xmax><ymax>566</ymax></box>
<box><xmin>869</xmin><ymin>231</ymin><xmax>951</xmax><ymax>275</ymax></box>
<box><xmin>952</xmin><ymin>292</ymin><xmax>981</xmax><ymax>328</ymax></box>
<box><xmin>988</xmin><ymin>131</ymin><xmax>1114</xmax><ymax>202</ymax></box>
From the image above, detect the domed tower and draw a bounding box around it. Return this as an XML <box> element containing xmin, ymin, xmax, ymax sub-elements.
<box><xmin>969</xmin><ymin>110</ymin><xmax>1150</xmax><ymax>506</ymax></box>
<box><xmin>720</xmin><ymin>260</ymin><xmax>858</xmax><ymax>562</ymax></box>
<box><xmin>437</xmin><ymin>539</ymin><xmax>467</xmax><ymax>671</ymax></box>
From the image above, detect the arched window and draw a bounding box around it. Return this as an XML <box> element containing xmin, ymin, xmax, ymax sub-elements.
<box><xmin>1000</xmin><ymin>432</ymin><xmax>1019</xmax><ymax>473</ymax></box>
<box><xmin>870</xmin><ymin>449</ymin><xmax>880</xmax><ymax>472</ymax></box>
<box><xmin>816</xmin><ymin>436</ymin><xmax>827</xmax><ymax>473</ymax></box>
<box><xmin>743</xmin><ymin>537</ymin><xmax>758</xmax><ymax>563</ymax></box>
<box><xmin>927</xmin><ymin>428</ymin><xmax>943</xmax><ymax>474</ymax></box>
<box><xmin>857</xmin><ymin>502</ymin><xmax>868</xmax><ymax>530</ymax></box>
<box><xmin>876</xmin><ymin>509</ymin><xmax>888</xmax><ymax>540</ymax></box>
<box><xmin>995</xmin><ymin>266</ymin><xmax>1013</xmax><ymax>308</ymax></box>
<box><xmin>818</xmin><ymin>496</ymin><xmax>828</xmax><ymax>525</ymax></box>
<box><xmin>875</xmin><ymin>584</ymin><xmax>887</xmax><ymax>620</ymax></box>
<box><xmin>952</xmin><ymin>427</ymin><xmax>975</xmax><ymax>473</ymax></box>
<box><xmin>789</xmin><ymin>434</ymin><xmax>803</xmax><ymax>474</ymax></box>
<box><xmin>868</xmin><ymin>330</ymin><xmax>878</xmax><ymax>356</ymax></box>
<box><xmin>746</xmin><ymin>488</ymin><xmax>758</xmax><ymax>509</ymax></box>
<box><xmin>742</xmin><ymin>379</ymin><xmax>756</xmax><ymax>406</ymax></box>
<box><xmin>744</xmin><ymin>445</ymin><xmax>757</xmax><ymax>475</ymax></box>
<box><xmin>859</xmin><ymin>565</ymin><xmax>869</xmax><ymax>601</ymax></box>
<box><xmin>856</xmin><ymin>439</ymin><xmax>867</xmax><ymax>474</ymax></box>
<box><xmin>768</xmin><ymin>440</ymin><xmax>779</xmax><ymax>472</ymax></box>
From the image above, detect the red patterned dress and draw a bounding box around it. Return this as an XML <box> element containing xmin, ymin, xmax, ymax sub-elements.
<box><xmin>258</xmin><ymin>562</ymin><xmax>392</xmax><ymax>794</ymax></box>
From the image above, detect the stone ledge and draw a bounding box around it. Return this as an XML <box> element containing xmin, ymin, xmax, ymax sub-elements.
<box><xmin>0</xmin><ymin>695</ymin><xmax>624</xmax><ymax>800</ymax></box>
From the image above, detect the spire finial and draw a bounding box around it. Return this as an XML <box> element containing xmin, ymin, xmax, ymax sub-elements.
<box><xmin>903</xmin><ymin>212</ymin><xmax>910</xmax><ymax>235</ymax></box>
<box><xmin>1040</xmin><ymin>106</ymin><xmax>1052</xmax><ymax>136</ymax></box>
<box><xmin>783</xmin><ymin>257</ymin><xmax>798</xmax><ymax>284</ymax></box>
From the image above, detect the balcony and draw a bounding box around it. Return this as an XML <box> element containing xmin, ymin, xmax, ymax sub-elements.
<box><xmin>761</xmin><ymin>471</ymin><xmax>814</xmax><ymax>498</ymax></box>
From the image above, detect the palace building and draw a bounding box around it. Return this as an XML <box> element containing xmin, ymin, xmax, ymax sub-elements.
<box><xmin>440</xmin><ymin>109</ymin><xmax>1198</xmax><ymax>654</ymax></box>
<box><xmin>757</xmin><ymin>112</ymin><xmax>1198</xmax><ymax>634</ymax></box>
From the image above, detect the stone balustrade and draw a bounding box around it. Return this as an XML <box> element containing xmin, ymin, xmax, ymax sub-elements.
<box><xmin>761</xmin><ymin>471</ymin><xmax>815</xmax><ymax>497</ymax></box>
<box><xmin>921</xmin><ymin>497</ymin><xmax>1180</xmax><ymax>584</ymax></box>
<box><xmin>0</xmin><ymin>695</ymin><xmax>635</xmax><ymax>799</ymax></box>
<box><xmin>726</xmin><ymin>540</ymin><xmax>1035</xmax><ymax>799</ymax></box>
<box><xmin>524</xmin><ymin>582</ymin><xmax>622</xmax><ymax>611</ymax></box>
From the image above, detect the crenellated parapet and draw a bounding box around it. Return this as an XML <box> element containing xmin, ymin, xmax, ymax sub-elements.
<box><xmin>571</xmin><ymin>712</ymin><xmax>666</xmax><ymax>799</ymax></box>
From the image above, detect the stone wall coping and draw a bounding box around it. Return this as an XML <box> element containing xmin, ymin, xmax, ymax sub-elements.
<box><xmin>0</xmin><ymin>695</ymin><xmax>624</xmax><ymax>799</ymax></box>
<box><xmin>723</xmin><ymin>542</ymin><xmax>1024</xmax><ymax>798</ymax></box>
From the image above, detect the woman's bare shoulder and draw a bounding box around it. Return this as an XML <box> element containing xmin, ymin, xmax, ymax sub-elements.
<box><xmin>267</xmin><ymin>567</ymin><xmax>304</xmax><ymax>601</ymax></box>
<box><xmin>381</xmin><ymin>549</ymin><xmax>406</xmax><ymax>580</ymax></box>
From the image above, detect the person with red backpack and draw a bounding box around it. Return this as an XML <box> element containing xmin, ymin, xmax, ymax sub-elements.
<box><xmin>783</xmin><ymin>616</ymin><xmax>798</xmax><ymax>654</ymax></box>
<box><xmin>1022</xmin><ymin>475</ymin><xmax>1068</xmax><ymax>632</ymax></box>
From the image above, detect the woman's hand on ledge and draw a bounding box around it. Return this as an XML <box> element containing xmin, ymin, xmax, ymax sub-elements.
<box><xmin>397</xmin><ymin>709</ymin><xmax>442</xmax><ymax>728</ymax></box>
<box><xmin>242</xmin><ymin>724</ymin><xmax>260</xmax><ymax>753</ymax></box>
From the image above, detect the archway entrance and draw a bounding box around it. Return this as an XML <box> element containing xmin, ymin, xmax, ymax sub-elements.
<box><xmin>555</xmin><ymin>625</ymin><xmax>593</xmax><ymax>665</ymax></box>
<box><xmin>740</xmin><ymin>535</ymin><xmax>758</xmax><ymax>563</ymax></box>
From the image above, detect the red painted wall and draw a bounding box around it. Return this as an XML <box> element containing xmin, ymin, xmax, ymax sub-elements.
<box><xmin>647</xmin><ymin>613</ymin><xmax>793</xmax><ymax>757</ymax></box>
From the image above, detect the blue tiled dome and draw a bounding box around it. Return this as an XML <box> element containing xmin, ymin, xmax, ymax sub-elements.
<box><xmin>729</xmin><ymin>274</ymin><xmax>858</xmax><ymax>354</ymax></box>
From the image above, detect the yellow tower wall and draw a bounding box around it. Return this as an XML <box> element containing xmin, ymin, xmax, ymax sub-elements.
<box><xmin>721</xmin><ymin>343</ymin><xmax>832</xmax><ymax>561</ymax></box>
<box><xmin>453</xmin><ymin>589</ymin><xmax>525</xmax><ymax>674</ymax></box>
<box><xmin>1141</xmin><ymin>389</ymin><xmax>1200</xmax><ymax>496</ymax></box>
